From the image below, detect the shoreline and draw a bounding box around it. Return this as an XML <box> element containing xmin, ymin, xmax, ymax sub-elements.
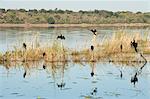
<box><xmin>0</xmin><ymin>23</ymin><xmax>150</xmax><ymax>28</ymax></box>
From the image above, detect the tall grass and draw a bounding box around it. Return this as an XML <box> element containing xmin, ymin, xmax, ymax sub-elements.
<box><xmin>0</xmin><ymin>30</ymin><xmax>149</xmax><ymax>67</ymax></box>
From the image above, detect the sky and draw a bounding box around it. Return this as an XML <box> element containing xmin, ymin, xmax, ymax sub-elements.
<box><xmin>0</xmin><ymin>0</ymin><xmax>149</xmax><ymax>12</ymax></box>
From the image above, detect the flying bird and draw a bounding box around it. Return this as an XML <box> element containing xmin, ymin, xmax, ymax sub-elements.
<box><xmin>90</xmin><ymin>29</ymin><xmax>97</xmax><ymax>35</ymax></box>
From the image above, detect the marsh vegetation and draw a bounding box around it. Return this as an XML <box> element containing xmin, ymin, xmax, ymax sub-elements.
<box><xmin>0</xmin><ymin>27</ymin><xmax>149</xmax><ymax>99</ymax></box>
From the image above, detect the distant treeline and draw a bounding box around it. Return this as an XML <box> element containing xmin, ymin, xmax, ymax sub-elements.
<box><xmin>0</xmin><ymin>8</ymin><xmax>150</xmax><ymax>24</ymax></box>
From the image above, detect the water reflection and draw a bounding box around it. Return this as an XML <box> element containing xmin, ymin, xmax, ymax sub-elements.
<box><xmin>0</xmin><ymin>27</ymin><xmax>150</xmax><ymax>99</ymax></box>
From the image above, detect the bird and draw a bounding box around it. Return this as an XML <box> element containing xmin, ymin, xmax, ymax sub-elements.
<box><xmin>91</xmin><ymin>45</ymin><xmax>94</xmax><ymax>51</ymax></box>
<box><xmin>90</xmin><ymin>29</ymin><xmax>97</xmax><ymax>35</ymax></box>
<box><xmin>23</xmin><ymin>43</ymin><xmax>27</xmax><ymax>50</ymax></box>
<box><xmin>120</xmin><ymin>44</ymin><xmax>123</xmax><ymax>52</ymax></box>
<box><xmin>131</xmin><ymin>39</ymin><xmax>138</xmax><ymax>53</ymax></box>
<box><xmin>57</xmin><ymin>34</ymin><xmax>65</xmax><ymax>40</ymax></box>
<box><xmin>43</xmin><ymin>52</ymin><xmax>46</xmax><ymax>57</ymax></box>
<box><xmin>43</xmin><ymin>65</ymin><xmax>46</xmax><ymax>69</ymax></box>
<box><xmin>131</xmin><ymin>72</ymin><xmax>138</xmax><ymax>85</ymax></box>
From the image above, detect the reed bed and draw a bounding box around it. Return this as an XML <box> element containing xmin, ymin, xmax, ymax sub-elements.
<box><xmin>0</xmin><ymin>31</ymin><xmax>150</xmax><ymax>67</ymax></box>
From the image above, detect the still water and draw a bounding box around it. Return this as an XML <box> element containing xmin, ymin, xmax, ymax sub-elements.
<box><xmin>0</xmin><ymin>27</ymin><xmax>150</xmax><ymax>99</ymax></box>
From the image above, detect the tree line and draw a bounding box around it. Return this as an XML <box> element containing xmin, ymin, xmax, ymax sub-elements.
<box><xmin>0</xmin><ymin>8</ymin><xmax>149</xmax><ymax>24</ymax></box>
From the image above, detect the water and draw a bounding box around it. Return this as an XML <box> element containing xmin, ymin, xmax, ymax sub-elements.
<box><xmin>0</xmin><ymin>27</ymin><xmax>150</xmax><ymax>99</ymax></box>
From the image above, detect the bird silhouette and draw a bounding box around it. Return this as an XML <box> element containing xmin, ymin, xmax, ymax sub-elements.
<box><xmin>23</xmin><ymin>43</ymin><xmax>27</xmax><ymax>50</ymax></box>
<box><xmin>43</xmin><ymin>52</ymin><xmax>46</xmax><ymax>56</ymax></box>
<box><xmin>120</xmin><ymin>44</ymin><xmax>123</xmax><ymax>52</ymax></box>
<box><xmin>43</xmin><ymin>65</ymin><xmax>46</xmax><ymax>69</ymax></box>
<box><xmin>57</xmin><ymin>34</ymin><xmax>65</xmax><ymax>40</ymax></box>
<box><xmin>90</xmin><ymin>29</ymin><xmax>97</xmax><ymax>35</ymax></box>
<box><xmin>131</xmin><ymin>39</ymin><xmax>138</xmax><ymax>53</ymax></box>
<box><xmin>91</xmin><ymin>45</ymin><xmax>94</xmax><ymax>51</ymax></box>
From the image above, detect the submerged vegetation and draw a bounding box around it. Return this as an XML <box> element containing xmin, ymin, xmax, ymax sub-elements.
<box><xmin>0</xmin><ymin>8</ymin><xmax>150</xmax><ymax>24</ymax></box>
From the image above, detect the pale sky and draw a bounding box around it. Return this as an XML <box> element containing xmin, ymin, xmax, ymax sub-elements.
<box><xmin>0</xmin><ymin>0</ymin><xmax>149</xmax><ymax>12</ymax></box>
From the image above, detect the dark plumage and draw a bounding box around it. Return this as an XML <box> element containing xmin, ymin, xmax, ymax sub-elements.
<box><xmin>43</xmin><ymin>65</ymin><xmax>46</xmax><ymax>69</ymax></box>
<box><xmin>131</xmin><ymin>39</ymin><xmax>138</xmax><ymax>53</ymax></box>
<box><xmin>120</xmin><ymin>44</ymin><xmax>123</xmax><ymax>52</ymax></box>
<box><xmin>57</xmin><ymin>34</ymin><xmax>65</xmax><ymax>40</ymax></box>
<box><xmin>43</xmin><ymin>52</ymin><xmax>46</xmax><ymax>57</ymax></box>
<box><xmin>91</xmin><ymin>45</ymin><xmax>94</xmax><ymax>51</ymax></box>
<box><xmin>90</xmin><ymin>29</ymin><xmax>97</xmax><ymax>35</ymax></box>
<box><xmin>23</xmin><ymin>43</ymin><xmax>27</xmax><ymax>50</ymax></box>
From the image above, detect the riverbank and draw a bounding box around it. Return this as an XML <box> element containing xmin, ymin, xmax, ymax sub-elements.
<box><xmin>0</xmin><ymin>23</ymin><xmax>150</xmax><ymax>28</ymax></box>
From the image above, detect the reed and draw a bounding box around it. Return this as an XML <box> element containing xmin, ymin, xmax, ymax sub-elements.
<box><xmin>0</xmin><ymin>30</ymin><xmax>149</xmax><ymax>66</ymax></box>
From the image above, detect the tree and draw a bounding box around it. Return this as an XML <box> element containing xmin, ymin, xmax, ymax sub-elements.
<box><xmin>0</xmin><ymin>8</ymin><xmax>5</xmax><ymax>13</ymax></box>
<box><xmin>19</xmin><ymin>9</ymin><xmax>26</xmax><ymax>12</ymax></box>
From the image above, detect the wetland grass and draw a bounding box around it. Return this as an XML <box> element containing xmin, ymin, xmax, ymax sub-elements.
<box><xmin>0</xmin><ymin>30</ymin><xmax>149</xmax><ymax>68</ymax></box>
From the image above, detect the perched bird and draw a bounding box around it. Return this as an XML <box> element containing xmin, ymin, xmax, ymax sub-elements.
<box><xmin>120</xmin><ymin>44</ymin><xmax>123</xmax><ymax>52</ymax></box>
<box><xmin>131</xmin><ymin>39</ymin><xmax>138</xmax><ymax>53</ymax></box>
<box><xmin>43</xmin><ymin>65</ymin><xmax>46</xmax><ymax>69</ymax></box>
<box><xmin>43</xmin><ymin>52</ymin><xmax>46</xmax><ymax>57</ymax></box>
<box><xmin>23</xmin><ymin>43</ymin><xmax>27</xmax><ymax>50</ymax></box>
<box><xmin>131</xmin><ymin>72</ymin><xmax>138</xmax><ymax>85</ymax></box>
<box><xmin>91</xmin><ymin>45</ymin><xmax>94</xmax><ymax>51</ymax></box>
<box><xmin>90</xmin><ymin>29</ymin><xmax>97</xmax><ymax>35</ymax></box>
<box><xmin>57</xmin><ymin>34</ymin><xmax>65</xmax><ymax>40</ymax></box>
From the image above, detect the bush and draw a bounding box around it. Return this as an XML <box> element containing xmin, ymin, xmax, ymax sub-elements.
<box><xmin>47</xmin><ymin>17</ymin><xmax>55</xmax><ymax>24</ymax></box>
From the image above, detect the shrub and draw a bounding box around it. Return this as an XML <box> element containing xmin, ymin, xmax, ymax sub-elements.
<box><xmin>47</xmin><ymin>17</ymin><xmax>55</xmax><ymax>24</ymax></box>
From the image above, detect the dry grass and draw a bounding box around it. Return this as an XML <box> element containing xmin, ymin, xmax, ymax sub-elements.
<box><xmin>0</xmin><ymin>30</ymin><xmax>149</xmax><ymax>68</ymax></box>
